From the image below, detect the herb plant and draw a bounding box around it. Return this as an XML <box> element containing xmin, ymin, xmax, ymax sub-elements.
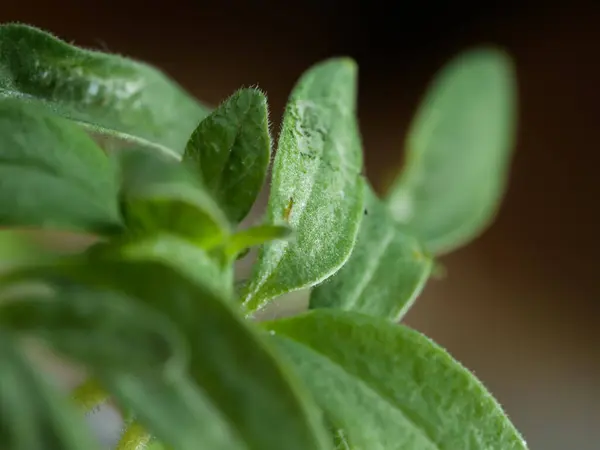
<box><xmin>0</xmin><ymin>23</ymin><xmax>527</xmax><ymax>450</ymax></box>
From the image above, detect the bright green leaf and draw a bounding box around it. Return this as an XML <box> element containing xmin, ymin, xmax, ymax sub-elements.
<box><xmin>183</xmin><ymin>88</ymin><xmax>271</xmax><ymax>223</ymax></box>
<box><xmin>116</xmin><ymin>149</ymin><xmax>230</xmax><ymax>248</ymax></box>
<box><xmin>0</xmin><ymin>23</ymin><xmax>210</xmax><ymax>156</ymax></box>
<box><xmin>264</xmin><ymin>310</ymin><xmax>528</xmax><ymax>450</ymax></box>
<box><xmin>0</xmin><ymin>98</ymin><xmax>122</xmax><ymax>234</ymax></box>
<box><xmin>385</xmin><ymin>48</ymin><xmax>517</xmax><ymax>254</ymax></box>
<box><xmin>241</xmin><ymin>58</ymin><xmax>366</xmax><ymax>314</ymax></box>
<box><xmin>310</xmin><ymin>187</ymin><xmax>432</xmax><ymax>320</ymax></box>
<box><xmin>13</xmin><ymin>258</ymin><xmax>331</xmax><ymax>450</ymax></box>
<box><xmin>0</xmin><ymin>333</ymin><xmax>100</xmax><ymax>450</ymax></box>
<box><xmin>0</xmin><ymin>283</ymin><xmax>187</xmax><ymax>378</ymax></box>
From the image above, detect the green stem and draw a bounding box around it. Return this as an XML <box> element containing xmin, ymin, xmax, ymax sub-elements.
<box><xmin>116</xmin><ymin>422</ymin><xmax>152</xmax><ymax>450</ymax></box>
<box><xmin>70</xmin><ymin>377</ymin><xmax>109</xmax><ymax>414</ymax></box>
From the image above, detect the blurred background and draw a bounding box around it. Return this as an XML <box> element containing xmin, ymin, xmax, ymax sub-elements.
<box><xmin>2</xmin><ymin>1</ymin><xmax>599</xmax><ymax>448</ymax></box>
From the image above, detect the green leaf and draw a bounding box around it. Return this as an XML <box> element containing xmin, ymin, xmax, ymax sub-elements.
<box><xmin>104</xmin><ymin>374</ymin><xmax>246</xmax><ymax>450</ymax></box>
<box><xmin>90</xmin><ymin>233</ymin><xmax>235</xmax><ymax>299</ymax></box>
<box><xmin>13</xmin><ymin>258</ymin><xmax>331</xmax><ymax>450</ymax></box>
<box><xmin>225</xmin><ymin>224</ymin><xmax>292</xmax><ymax>260</ymax></box>
<box><xmin>0</xmin><ymin>98</ymin><xmax>122</xmax><ymax>234</ymax></box>
<box><xmin>183</xmin><ymin>88</ymin><xmax>271</xmax><ymax>223</ymax></box>
<box><xmin>264</xmin><ymin>310</ymin><xmax>528</xmax><ymax>450</ymax></box>
<box><xmin>0</xmin><ymin>283</ymin><xmax>187</xmax><ymax>377</ymax></box>
<box><xmin>0</xmin><ymin>333</ymin><xmax>100</xmax><ymax>450</ymax></box>
<box><xmin>385</xmin><ymin>48</ymin><xmax>517</xmax><ymax>254</ymax></box>
<box><xmin>241</xmin><ymin>58</ymin><xmax>366</xmax><ymax>313</ymax></box>
<box><xmin>0</xmin><ymin>23</ymin><xmax>210</xmax><ymax>156</ymax></box>
<box><xmin>116</xmin><ymin>149</ymin><xmax>230</xmax><ymax>248</ymax></box>
<box><xmin>310</xmin><ymin>187</ymin><xmax>432</xmax><ymax>320</ymax></box>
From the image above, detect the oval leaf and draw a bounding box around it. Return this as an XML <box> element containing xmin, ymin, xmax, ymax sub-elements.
<box><xmin>310</xmin><ymin>187</ymin><xmax>432</xmax><ymax>320</ymax></box>
<box><xmin>116</xmin><ymin>149</ymin><xmax>230</xmax><ymax>248</ymax></box>
<box><xmin>0</xmin><ymin>283</ymin><xmax>187</xmax><ymax>377</ymax></box>
<box><xmin>385</xmin><ymin>48</ymin><xmax>517</xmax><ymax>254</ymax></box>
<box><xmin>183</xmin><ymin>88</ymin><xmax>271</xmax><ymax>223</ymax></box>
<box><xmin>264</xmin><ymin>310</ymin><xmax>528</xmax><ymax>450</ymax></box>
<box><xmin>0</xmin><ymin>334</ymin><xmax>100</xmax><ymax>450</ymax></box>
<box><xmin>0</xmin><ymin>23</ymin><xmax>210</xmax><ymax>155</ymax></box>
<box><xmin>241</xmin><ymin>58</ymin><xmax>366</xmax><ymax>313</ymax></box>
<box><xmin>20</xmin><ymin>258</ymin><xmax>331</xmax><ymax>450</ymax></box>
<box><xmin>0</xmin><ymin>98</ymin><xmax>122</xmax><ymax>234</ymax></box>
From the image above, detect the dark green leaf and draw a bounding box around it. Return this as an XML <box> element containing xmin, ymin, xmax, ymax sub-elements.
<box><xmin>0</xmin><ymin>23</ymin><xmax>210</xmax><ymax>156</ymax></box>
<box><xmin>310</xmin><ymin>187</ymin><xmax>432</xmax><ymax>320</ymax></box>
<box><xmin>385</xmin><ymin>48</ymin><xmax>517</xmax><ymax>254</ymax></box>
<box><xmin>264</xmin><ymin>310</ymin><xmax>528</xmax><ymax>450</ymax></box>
<box><xmin>116</xmin><ymin>149</ymin><xmax>230</xmax><ymax>248</ymax></box>
<box><xmin>183</xmin><ymin>88</ymin><xmax>271</xmax><ymax>223</ymax></box>
<box><xmin>241</xmin><ymin>58</ymin><xmax>366</xmax><ymax>313</ymax></box>
<box><xmin>8</xmin><ymin>258</ymin><xmax>331</xmax><ymax>450</ymax></box>
<box><xmin>0</xmin><ymin>98</ymin><xmax>122</xmax><ymax>234</ymax></box>
<box><xmin>0</xmin><ymin>333</ymin><xmax>100</xmax><ymax>450</ymax></box>
<box><xmin>0</xmin><ymin>283</ymin><xmax>187</xmax><ymax>377</ymax></box>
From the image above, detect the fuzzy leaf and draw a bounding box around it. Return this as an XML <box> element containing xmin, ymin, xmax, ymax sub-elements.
<box><xmin>310</xmin><ymin>187</ymin><xmax>432</xmax><ymax>320</ymax></box>
<box><xmin>183</xmin><ymin>88</ymin><xmax>271</xmax><ymax>222</ymax></box>
<box><xmin>241</xmin><ymin>58</ymin><xmax>365</xmax><ymax>314</ymax></box>
<box><xmin>0</xmin><ymin>23</ymin><xmax>210</xmax><ymax>156</ymax></box>
<box><xmin>386</xmin><ymin>48</ymin><xmax>517</xmax><ymax>254</ymax></box>
<box><xmin>116</xmin><ymin>149</ymin><xmax>230</xmax><ymax>249</ymax></box>
<box><xmin>0</xmin><ymin>334</ymin><xmax>100</xmax><ymax>450</ymax></box>
<box><xmin>0</xmin><ymin>98</ymin><xmax>122</xmax><ymax>234</ymax></box>
<box><xmin>264</xmin><ymin>310</ymin><xmax>528</xmax><ymax>450</ymax></box>
<box><xmin>12</xmin><ymin>258</ymin><xmax>331</xmax><ymax>450</ymax></box>
<box><xmin>0</xmin><ymin>284</ymin><xmax>187</xmax><ymax>377</ymax></box>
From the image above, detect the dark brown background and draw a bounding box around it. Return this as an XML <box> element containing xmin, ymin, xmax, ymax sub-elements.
<box><xmin>3</xmin><ymin>1</ymin><xmax>599</xmax><ymax>448</ymax></box>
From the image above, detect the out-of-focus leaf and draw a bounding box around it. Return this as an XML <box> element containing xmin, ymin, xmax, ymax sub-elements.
<box><xmin>385</xmin><ymin>48</ymin><xmax>517</xmax><ymax>254</ymax></box>
<box><xmin>0</xmin><ymin>23</ymin><xmax>211</xmax><ymax>156</ymax></box>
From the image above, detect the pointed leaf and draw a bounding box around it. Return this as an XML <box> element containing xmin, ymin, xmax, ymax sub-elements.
<box><xmin>310</xmin><ymin>187</ymin><xmax>432</xmax><ymax>320</ymax></box>
<box><xmin>116</xmin><ymin>149</ymin><xmax>230</xmax><ymax>248</ymax></box>
<box><xmin>0</xmin><ymin>283</ymin><xmax>187</xmax><ymax>377</ymax></box>
<box><xmin>183</xmin><ymin>88</ymin><xmax>271</xmax><ymax>222</ymax></box>
<box><xmin>0</xmin><ymin>98</ymin><xmax>122</xmax><ymax>234</ymax></box>
<box><xmin>0</xmin><ymin>333</ymin><xmax>100</xmax><ymax>450</ymax></box>
<box><xmin>264</xmin><ymin>310</ymin><xmax>528</xmax><ymax>450</ymax></box>
<box><xmin>0</xmin><ymin>23</ymin><xmax>210</xmax><ymax>155</ymax></box>
<box><xmin>241</xmin><ymin>58</ymin><xmax>365</xmax><ymax>313</ymax></box>
<box><xmin>385</xmin><ymin>48</ymin><xmax>517</xmax><ymax>254</ymax></box>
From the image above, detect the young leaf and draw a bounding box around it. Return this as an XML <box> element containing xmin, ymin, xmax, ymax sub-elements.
<box><xmin>183</xmin><ymin>88</ymin><xmax>271</xmax><ymax>223</ymax></box>
<box><xmin>241</xmin><ymin>58</ymin><xmax>366</xmax><ymax>313</ymax></box>
<box><xmin>18</xmin><ymin>258</ymin><xmax>331</xmax><ymax>450</ymax></box>
<box><xmin>0</xmin><ymin>23</ymin><xmax>210</xmax><ymax>156</ymax></box>
<box><xmin>0</xmin><ymin>333</ymin><xmax>100</xmax><ymax>450</ymax></box>
<box><xmin>310</xmin><ymin>187</ymin><xmax>432</xmax><ymax>320</ymax></box>
<box><xmin>264</xmin><ymin>310</ymin><xmax>528</xmax><ymax>450</ymax></box>
<box><xmin>385</xmin><ymin>48</ymin><xmax>517</xmax><ymax>254</ymax></box>
<box><xmin>0</xmin><ymin>283</ymin><xmax>187</xmax><ymax>377</ymax></box>
<box><xmin>116</xmin><ymin>149</ymin><xmax>230</xmax><ymax>249</ymax></box>
<box><xmin>0</xmin><ymin>98</ymin><xmax>122</xmax><ymax>234</ymax></box>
